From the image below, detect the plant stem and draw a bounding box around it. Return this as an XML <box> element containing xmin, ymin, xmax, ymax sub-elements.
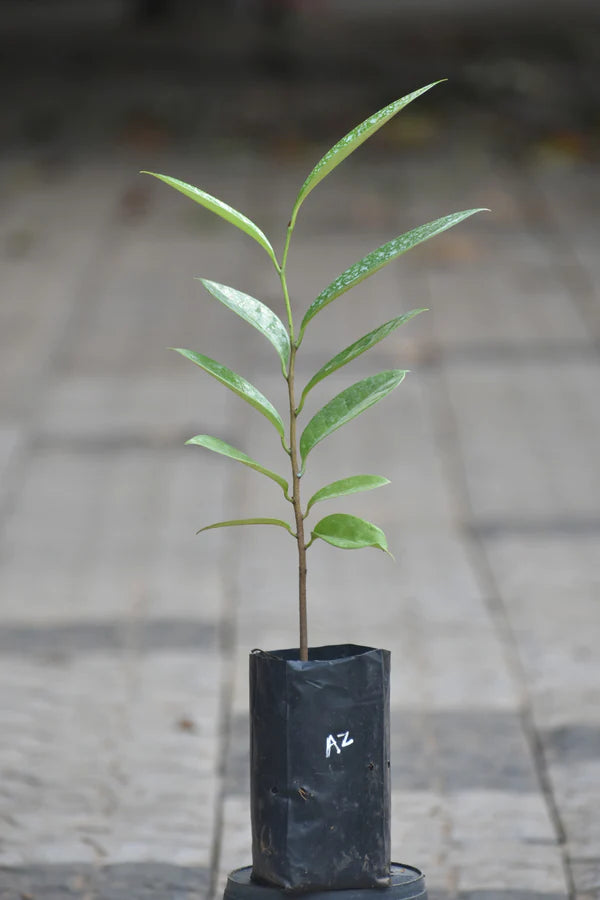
<box><xmin>286</xmin><ymin>343</ymin><xmax>308</xmax><ymax>661</ymax></box>
<box><xmin>279</xmin><ymin>223</ymin><xmax>295</xmax><ymax>342</ymax></box>
<box><xmin>278</xmin><ymin>232</ymin><xmax>308</xmax><ymax>662</ymax></box>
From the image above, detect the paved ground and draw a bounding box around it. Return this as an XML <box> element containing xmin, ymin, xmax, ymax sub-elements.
<box><xmin>1</xmin><ymin>7</ymin><xmax>599</xmax><ymax>900</ymax></box>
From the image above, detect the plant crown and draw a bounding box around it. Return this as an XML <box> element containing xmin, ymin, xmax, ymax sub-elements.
<box><xmin>143</xmin><ymin>81</ymin><xmax>486</xmax><ymax>660</ymax></box>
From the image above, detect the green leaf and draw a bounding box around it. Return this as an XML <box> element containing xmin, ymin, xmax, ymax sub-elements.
<box><xmin>300</xmin><ymin>310</ymin><xmax>425</xmax><ymax>407</ymax></box>
<box><xmin>305</xmin><ymin>475</ymin><xmax>390</xmax><ymax>516</ymax></box>
<box><xmin>299</xmin><ymin>370</ymin><xmax>407</xmax><ymax>469</ymax></box>
<box><xmin>186</xmin><ymin>435</ymin><xmax>289</xmax><ymax>496</ymax></box>
<box><xmin>300</xmin><ymin>209</ymin><xmax>487</xmax><ymax>338</ymax></box>
<box><xmin>173</xmin><ymin>348</ymin><xmax>285</xmax><ymax>438</ymax></box>
<box><xmin>290</xmin><ymin>81</ymin><xmax>442</xmax><ymax>226</ymax></box>
<box><xmin>311</xmin><ymin>513</ymin><xmax>391</xmax><ymax>554</ymax></box>
<box><xmin>141</xmin><ymin>171</ymin><xmax>278</xmax><ymax>267</ymax></box>
<box><xmin>198</xmin><ymin>280</ymin><xmax>290</xmax><ymax>376</ymax></box>
<box><xmin>197</xmin><ymin>517</ymin><xmax>293</xmax><ymax>535</ymax></box>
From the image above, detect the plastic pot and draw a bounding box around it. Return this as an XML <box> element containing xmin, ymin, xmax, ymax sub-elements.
<box><xmin>249</xmin><ymin>644</ymin><xmax>391</xmax><ymax>893</ymax></box>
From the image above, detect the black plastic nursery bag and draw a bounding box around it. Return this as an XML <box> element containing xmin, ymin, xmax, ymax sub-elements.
<box><xmin>250</xmin><ymin>644</ymin><xmax>391</xmax><ymax>893</ymax></box>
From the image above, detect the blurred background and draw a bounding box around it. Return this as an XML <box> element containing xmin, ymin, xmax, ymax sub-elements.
<box><xmin>3</xmin><ymin>0</ymin><xmax>600</xmax><ymax>159</ymax></box>
<box><xmin>1</xmin><ymin>2</ymin><xmax>599</xmax><ymax>899</ymax></box>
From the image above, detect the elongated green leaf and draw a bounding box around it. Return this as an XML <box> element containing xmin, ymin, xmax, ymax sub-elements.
<box><xmin>186</xmin><ymin>435</ymin><xmax>289</xmax><ymax>495</ymax></box>
<box><xmin>306</xmin><ymin>475</ymin><xmax>390</xmax><ymax>516</ymax></box>
<box><xmin>299</xmin><ymin>370</ymin><xmax>407</xmax><ymax>468</ymax></box>
<box><xmin>141</xmin><ymin>172</ymin><xmax>278</xmax><ymax>266</ymax></box>
<box><xmin>300</xmin><ymin>310</ymin><xmax>425</xmax><ymax>407</ymax></box>
<box><xmin>300</xmin><ymin>209</ymin><xmax>486</xmax><ymax>338</ymax></box>
<box><xmin>173</xmin><ymin>348</ymin><xmax>285</xmax><ymax>438</ymax></box>
<box><xmin>291</xmin><ymin>81</ymin><xmax>442</xmax><ymax>226</ymax></box>
<box><xmin>197</xmin><ymin>517</ymin><xmax>293</xmax><ymax>535</ymax></box>
<box><xmin>311</xmin><ymin>513</ymin><xmax>390</xmax><ymax>554</ymax></box>
<box><xmin>198</xmin><ymin>280</ymin><xmax>290</xmax><ymax>375</ymax></box>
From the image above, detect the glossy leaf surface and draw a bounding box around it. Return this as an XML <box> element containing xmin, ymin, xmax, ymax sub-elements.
<box><xmin>291</xmin><ymin>81</ymin><xmax>441</xmax><ymax>226</ymax></box>
<box><xmin>197</xmin><ymin>517</ymin><xmax>293</xmax><ymax>535</ymax></box>
<box><xmin>300</xmin><ymin>370</ymin><xmax>407</xmax><ymax>468</ymax></box>
<box><xmin>305</xmin><ymin>475</ymin><xmax>390</xmax><ymax>516</ymax></box>
<box><xmin>311</xmin><ymin>513</ymin><xmax>390</xmax><ymax>553</ymax></box>
<box><xmin>199</xmin><ymin>280</ymin><xmax>290</xmax><ymax>374</ymax></box>
<box><xmin>300</xmin><ymin>310</ymin><xmax>425</xmax><ymax>406</ymax></box>
<box><xmin>186</xmin><ymin>435</ymin><xmax>289</xmax><ymax>494</ymax></box>
<box><xmin>173</xmin><ymin>348</ymin><xmax>285</xmax><ymax>437</ymax></box>
<box><xmin>300</xmin><ymin>208</ymin><xmax>486</xmax><ymax>337</ymax></box>
<box><xmin>141</xmin><ymin>171</ymin><xmax>278</xmax><ymax>266</ymax></box>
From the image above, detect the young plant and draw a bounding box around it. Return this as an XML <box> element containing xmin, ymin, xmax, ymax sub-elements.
<box><xmin>143</xmin><ymin>81</ymin><xmax>485</xmax><ymax>662</ymax></box>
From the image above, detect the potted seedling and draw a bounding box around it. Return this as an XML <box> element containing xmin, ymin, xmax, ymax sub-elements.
<box><xmin>143</xmin><ymin>81</ymin><xmax>484</xmax><ymax>900</ymax></box>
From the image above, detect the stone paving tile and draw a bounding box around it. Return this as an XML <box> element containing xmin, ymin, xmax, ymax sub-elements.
<box><xmin>391</xmin><ymin>711</ymin><xmax>540</xmax><ymax>793</ymax></box>
<box><xmin>430</xmin><ymin>891</ymin><xmax>566</xmax><ymax>899</ymax></box>
<box><xmin>216</xmin><ymin>796</ymin><xmax>252</xmax><ymax>897</ymax></box>
<box><xmin>0</xmin><ymin>444</ymin><xmax>232</xmax><ymax>623</ymax></box>
<box><xmin>36</xmin><ymin>374</ymin><xmax>235</xmax><ymax>442</ymax></box>
<box><xmin>53</xmin><ymin>230</ymin><xmax>255</xmax><ymax>380</ymax></box>
<box><xmin>533</xmin><ymin>169</ymin><xmax>600</xmax><ymax>286</ymax></box>
<box><xmin>482</xmin><ymin>534</ymin><xmax>600</xmax><ymax>867</ymax></box>
<box><xmin>571</xmin><ymin>859</ymin><xmax>600</xmax><ymax>900</ymax></box>
<box><xmin>0</xmin><ymin>164</ymin><xmax>132</xmax><ymax>419</ymax></box>
<box><xmin>437</xmin><ymin>363</ymin><xmax>599</xmax><ymax>897</ymax></box>
<box><xmin>449</xmin><ymin>789</ymin><xmax>557</xmax><ymax>845</ymax></box>
<box><xmin>443</xmin><ymin>361</ymin><xmax>600</xmax><ymax>522</ymax></box>
<box><xmin>0</xmin><ymin>653</ymin><xmax>220</xmax><ymax>869</ymax></box>
<box><xmin>426</xmin><ymin>232</ymin><xmax>593</xmax><ymax>351</ymax></box>
<box><xmin>482</xmin><ymin>536</ymin><xmax>600</xmax><ymax>697</ymax></box>
<box><xmin>0</xmin><ymin>619</ymin><xmax>218</xmax><ymax>657</ymax></box>
<box><xmin>0</xmin><ymin>427</ymin><xmax>23</xmax><ymax>504</ymax></box>
<box><xmin>0</xmin><ymin>863</ymin><xmax>208</xmax><ymax>900</ymax></box>
<box><xmin>451</xmin><ymin>843</ymin><xmax>567</xmax><ymax>894</ymax></box>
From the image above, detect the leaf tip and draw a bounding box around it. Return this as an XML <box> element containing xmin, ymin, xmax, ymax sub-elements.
<box><xmin>416</xmin><ymin>78</ymin><xmax>447</xmax><ymax>96</ymax></box>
